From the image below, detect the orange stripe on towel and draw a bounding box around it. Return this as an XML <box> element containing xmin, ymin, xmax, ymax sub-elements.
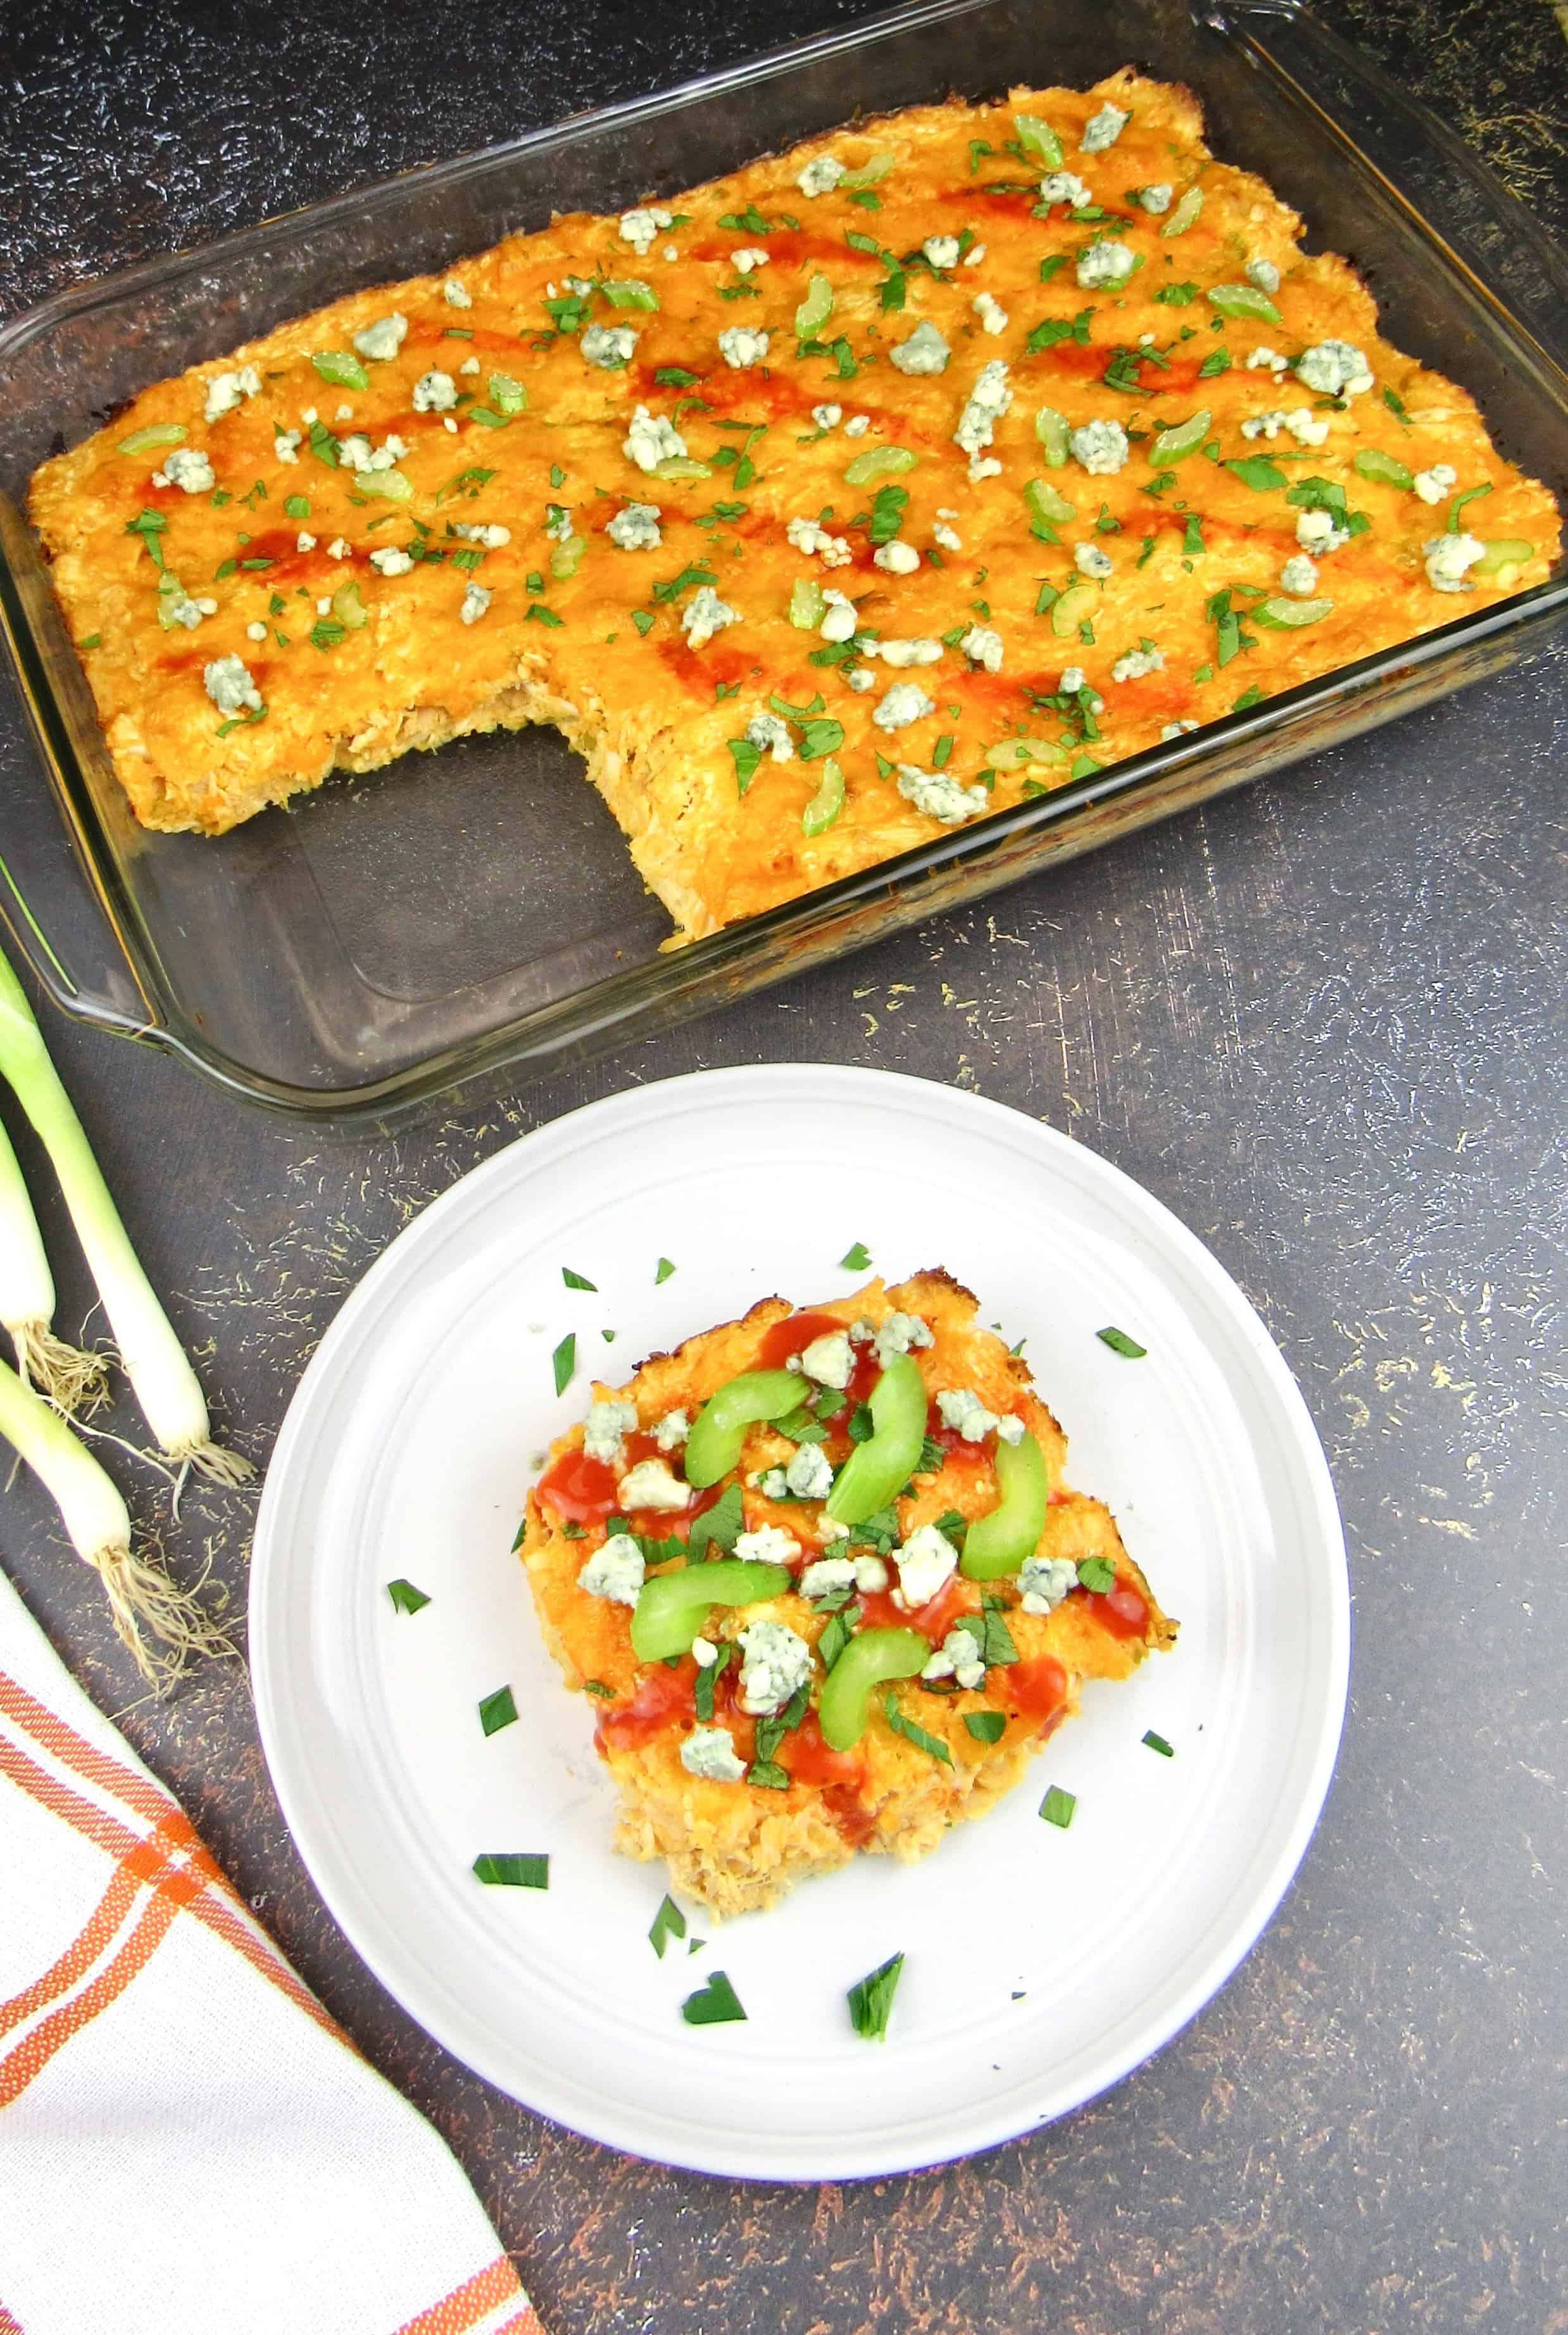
<box><xmin>0</xmin><ymin>1719</ymin><xmax>344</xmax><ymax>2048</ymax></box>
<box><xmin>392</xmin><ymin>2256</ymin><xmax>529</xmax><ymax>2334</ymax></box>
<box><xmin>0</xmin><ymin>1884</ymin><xmax>191</xmax><ymax>2104</ymax></box>
<box><xmin>0</xmin><ymin>1810</ymin><xmax>190</xmax><ymax>2039</ymax></box>
<box><xmin>0</xmin><ymin>2300</ymin><xmax>26</xmax><ymax>2332</ymax></box>
<box><xmin>0</xmin><ymin>1667</ymin><xmax>180</xmax><ymax>1831</ymax></box>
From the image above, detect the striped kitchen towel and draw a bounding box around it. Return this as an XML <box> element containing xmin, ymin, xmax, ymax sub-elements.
<box><xmin>0</xmin><ymin>1563</ymin><xmax>538</xmax><ymax>2335</ymax></box>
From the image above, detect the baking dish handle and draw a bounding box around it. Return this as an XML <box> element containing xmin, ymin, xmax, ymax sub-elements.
<box><xmin>1199</xmin><ymin>0</ymin><xmax>1568</xmax><ymax>371</ymax></box>
<box><xmin>0</xmin><ymin>497</ymin><xmax>163</xmax><ymax>1042</ymax></box>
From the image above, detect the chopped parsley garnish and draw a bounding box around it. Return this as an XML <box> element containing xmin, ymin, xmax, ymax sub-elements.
<box><xmin>1383</xmin><ymin>385</ymin><xmax>1410</xmax><ymax>426</ymax></box>
<box><xmin>1181</xmin><ymin>512</ymin><xmax>1205</xmax><ymax>556</ymax></box>
<box><xmin>284</xmin><ymin>494</ymin><xmax>310</xmax><ymax>519</ymax></box>
<box><xmin>1154</xmin><ymin>281</ymin><xmax>1198</xmax><ymax>306</ymax></box>
<box><xmin>552</xmin><ymin>1333</ymin><xmax>576</xmax><ymax>1394</ymax></box>
<box><xmin>964</xmin><ymin>1710</ymin><xmax>1007</xmax><ymax>1744</ymax></box>
<box><xmin>472</xmin><ymin>1853</ymin><xmax>548</xmax><ymax>1887</ymax></box>
<box><xmin>1224</xmin><ymin>455</ymin><xmax>1286</xmax><ymax>492</ymax></box>
<box><xmin>78</xmin><ymin>632</ymin><xmax>101</xmax><ymax>650</ymax></box>
<box><xmin>727</xmin><ymin>738</ymin><xmax>763</xmax><ymax>796</ymax></box>
<box><xmin>1039</xmin><ymin>1785</ymin><xmax>1076</xmax><ymax>1828</ymax></box>
<box><xmin>718</xmin><ymin>202</ymin><xmax>772</xmax><ymax>235</ymax></box>
<box><xmin>816</xmin><ymin>1604</ymin><xmax>860</xmax><ymax>1670</ymax></box>
<box><xmin>1207</xmin><ymin>588</ymin><xmax>1257</xmax><ymax>669</ymax></box>
<box><xmin>386</xmin><ymin>1578</ymin><xmax>430</xmax><ymax>1614</ymax></box>
<box><xmin>681</xmin><ymin>1970</ymin><xmax>746</xmax><ymax>2025</ymax></box>
<box><xmin>847</xmin><ymin>1951</ymin><xmax>905</xmax><ymax>2041</ymax></box>
<box><xmin>931</xmin><ymin>734</ymin><xmax>955</xmax><ymax>769</ymax></box>
<box><xmin>561</xmin><ymin>1267</ymin><xmax>597</xmax><ymax>1291</ymax></box>
<box><xmin>866</xmin><ymin>486</ymin><xmax>908</xmax><ymax>546</ymax></box>
<box><xmin>1096</xmin><ymin>1325</ymin><xmax>1146</xmax><ymax>1358</ymax></box>
<box><xmin>1143</xmin><ymin>1730</ymin><xmax>1176</xmax><ymax>1758</ymax></box>
<box><xmin>798</xmin><ymin>717</ymin><xmax>844</xmax><ymax>762</ymax></box>
<box><xmin>584</xmin><ymin>1678</ymin><xmax>615</xmax><ymax>1699</ymax></box>
<box><xmin>687</xmin><ymin>1483</ymin><xmax>744</xmax><ymax>1563</ymax></box>
<box><xmin>1197</xmin><ymin>348</ymin><xmax>1231</xmax><ymax>379</ymax></box>
<box><xmin>1026</xmin><ymin>306</ymin><xmax>1093</xmax><ymax>355</ymax></box>
<box><xmin>434</xmin><ymin>465</ymin><xmax>496</xmax><ymax>505</ymax></box>
<box><xmin>1232</xmin><ymin>684</ymin><xmax>1265</xmax><ymax>711</ymax></box>
<box><xmin>956</xmin><ymin>1601</ymin><xmax>1019</xmax><ymax>1669</ymax></box>
<box><xmin>694</xmin><ymin>1640</ymin><xmax>733</xmax><ymax>1721</ymax></box>
<box><xmin>655</xmin><ymin>1256</ymin><xmax>677</xmax><ymax>1283</ymax></box>
<box><xmin>308</xmin><ymin>420</ymin><xmax>341</xmax><ymax>466</ymax></box>
<box><xmin>653</xmin><ymin>562</ymin><xmax>718</xmax><ymax>603</ymax></box>
<box><xmin>883</xmin><ymin>1690</ymin><xmax>953</xmax><ymax>1767</ymax></box>
<box><xmin>1076</xmin><ymin>1556</ymin><xmax>1118</xmax><ymax>1594</ymax></box>
<box><xmin>1447</xmin><ymin>481</ymin><xmax>1494</xmax><ymax>534</ymax></box>
<box><xmin>1038</xmin><ymin>254</ymin><xmax>1069</xmax><ymax>282</ymax></box>
<box><xmin>525</xmin><ymin>604</ymin><xmax>563</xmax><ymax>627</ymax></box>
<box><xmin>478</xmin><ymin>1685</ymin><xmax>518</xmax><ymax>1736</ymax></box>
<box><xmin>631</xmin><ymin>608</ymin><xmax>655</xmax><ymax>636</ymax></box>
<box><xmin>649</xmin><ymin>1894</ymin><xmax>687</xmax><ymax>1958</ymax></box>
<box><xmin>655</xmin><ymin>366</ymin><xmax>701</xmax><ymax>387</ymax></box>
<box><xmin>124</xmin><ymin>508</ymin><xmax>167</xmax><ymax>569</ymax></box>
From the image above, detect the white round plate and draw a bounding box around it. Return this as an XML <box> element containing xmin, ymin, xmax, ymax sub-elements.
<box><xmin>251</xmin><ymin>1065</ymin><xmax>1348</xmax><ymax>2181</ymax></box>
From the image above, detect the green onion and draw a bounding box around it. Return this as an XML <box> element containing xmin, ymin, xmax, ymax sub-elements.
<box><xmin>1353</xmin><ymin>449</ymin><xmax>1414</xmax><ymax>489</ymax></box>
<box><xmin>1096</xmin><ymin>1325</ymin><xmax>1146</xmax><ymax>1357</ymax></box>
<box><xmin>845</xmin><ymin>445</ymin><xmax>917</xmax><ymax>486</ymax></box>
<box><xmin>551</xmin><ymin>1333</ymin><xmax>575</xmax><ymax>1394</ymax></box>
<box><xmin>386</xmin><ymin>1578</ymin><xmax>430</xmax><ymax>1614</ymax></box>
<box><xmin>1013</xmin><ymin>113</ymin><xmax>1063</xmax><ymax>168</ymax></box>
<box><xmin>794</xmin><ymin>273</ymin><xmax>834</xmax><ymax>337</ymax></box>
<box><xmin>1224</xmin><ymin>456</ymin><xmax>1287</xmax><ymax>493</ymax></box>
<box><xmin>0</xmin><ymin>1115</ymin><xmax>107</xmax><ymax>1413</ymax></box>
<box><xmin>655</xmin><ymin>1257</ymin><xmax>677</xmax><ymax>1283</ymax></box>
<box><xmin>0</xmin><ymin>954</ymin><xmax>251</xmax><ymax>1487</ymax></box>
<box><xmin>472</xmin><ymin>1853</ymin><xmax>549</xmax><ymax>1887</ymax></box>
<box><xmin>1447</xmin><ymin>481</ymin><xmax>1495</xmax><ymax>534</ymax></box>
<box><xmin>649</xmin><ymin>1894</ymin><xmax>687</xmax><ymax>1958</ymax></box>
<box><xmin>311</xmin><ymin>349</ymin><xmax>369</xmax><ymax>389</ymax></box>
<box><xmin>479</xmin><ymin>1684</ymin><xmax>518</xmax><ymax>1735</ymax></box>
<box><xmin>1034</xmin><ymin>406</ymin><xmax>1070</xmax><ymax>467</ymax></box>
<box><xmin>1039</xmin><ymin>1785</ymin><xmax>1076</xmax><ymax>1828</ymax></box>
<box><xmin>1161</xmin><ymin>186</ymin><xmax>1203</xmax><ymax>236</ymax></box>
<box><xmin>561</xmin><ymin>1267</ymin><xmax>597</xmax><ymax>1291</ymax></box>
<box><xmin>1024</xmin><ymin>478</ymin><xmax>1077</xmax><ymax>536</ymax></box>
<box><xmin>801</xmin><ymin>757</ymin><xmax>846</xmax><ymax>836</ymax></box>
<box><xmin>1149</xmin><ymin>410</ymin><xmax>1212</xmax><ymax>465</ymax></box>
<box><xmin>847</xmin><ymin>1949</ymin><xmax>905</xmax><ymax>2040</ymax></box>
<box><xmin>681</xmin><ymin>1970</ymin><xmax>746</xmax><ymax>2025</ymax></box>
<box><xmin>0</xmin><ymin>1356</ymin><xmax>226</xmax><ymax>1682</ymax></box>
<box><xmin>1143</xmin><ymin>1729</ymin><xmax>1175</xmax><ymax>1757</ymax></box>
<box><xmin>1206</xmin><ymin>283</ymin><xmax>1279</xmax><ymax>323</ymax></box>
<box><xmin>839</xmin><ymin>1242</ymin><xmax>872</xmax><ymax>1271</ymax></box>
<box><xmin>118</xmin><ymin>422</ymin><xmax>187</xmax><ymax>456</ymax></box>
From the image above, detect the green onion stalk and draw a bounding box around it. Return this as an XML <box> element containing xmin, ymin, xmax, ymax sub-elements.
<box><xmin>0</xmin><ymin>952</ymin><xmax>252</xmax><ymax>1489</ymax></box>
<box><xmin>0</xmin><ymin>1112</ymin><xmax>108</xmax><ymax>1414</ymax></box>
<box><xmin>0</xmin><ymin>1356</ymin><xmax>229</xmax><ymax>1684</ymax></box>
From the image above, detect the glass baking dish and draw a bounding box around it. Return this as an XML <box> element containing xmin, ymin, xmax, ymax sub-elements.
<box><xmin>1</xmin><ymin>0</ymin><xmax>1564</xmax><ymax>1129</ymax></box>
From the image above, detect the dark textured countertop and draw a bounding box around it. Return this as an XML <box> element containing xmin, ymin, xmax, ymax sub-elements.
<box><xmin>1</xmin><ymin>3</ymin><xmax>1565</xmax><ymax>2328</ymax></box>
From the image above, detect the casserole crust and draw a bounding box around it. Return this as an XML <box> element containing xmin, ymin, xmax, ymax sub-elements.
<box><xmin>30</xmin><ymin>70</ymin><xmax>1559</xmax><ymax>942</ymax></box>
<box><xmin>518</xmin><ymin>1271</ymin><xmax>1176</xmax><ymax>1917</ymax></box>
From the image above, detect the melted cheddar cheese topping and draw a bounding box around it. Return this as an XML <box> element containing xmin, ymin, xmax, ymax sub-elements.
<box><xmin>30</xmin><ymin>69</ymin><xmax>1560</xmax><ymax>943</ymax></box>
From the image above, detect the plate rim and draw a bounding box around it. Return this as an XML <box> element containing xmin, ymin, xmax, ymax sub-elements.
<box><xmin>249</xmin><ymin>1063</ymin><xmax>1351</xmax><ymax>2178</ymax></box>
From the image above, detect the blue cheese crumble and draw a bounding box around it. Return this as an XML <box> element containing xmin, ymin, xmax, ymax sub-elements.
<box><xmin>411</xmin><ymin>370</ymin><xmax>458</xmax><ymax>413</ymax></box>
<box><xmin>616</xmin><ymin>1458</ymin><xmax>691</xmax><ymax>1512</ymax></box>
<box><xmin>784</xmin><ymin>1442</ymin><xmax>835</xmax><ymax>1500</ymax></box>
<box><xmin>681</xmin><ymin>586</ymin><xmax>739</xmax><ymax>647</ymax></box>
<box><xmin>1069</xmin><ymin>418</ymin><xmax>1129</xmax><ymax>475</ymax></box>
<box><xmin>922</xmin><ymin>1627</ymin><xmax>987</xmax><ymax>1691</ymax></box>
<box><xmin>745</xmin><ymin>712</ymin><xmax>795</xmax><ymax>762</ymax></box>
<box><xmin>734</xmin><ymin>1523</ymin><xmax>802</xmax><ymax>1566</ymax></box>
<box><xmin>608</xmin><ymin>501</ymin><xmax>662</xmax><ymax>550</ymax></box>
<box><xmin>890</xmin><ymin>320</ymin><xmax>951</xmax><ymax>377</ymax></box>
<box><xmin>582</xmin><ymin>324</ymin><xmax>637</xmax><ymax>369</ymax></box>
<box><xmin>896</xmin><ymin>765</ymin><xmax>989</xmax><ymax>823</ymax></box>
<box><xmin>653</xmin><ymin>1409</ymin><xmax>690</xmax><ymax>1452</ymax></box>
<box><xmin>578</xmin><ymin>1532</ymin><xmax>646</xmax><ymax>1606</ymax></box>
<box><xmin>619</xmin><ymin>206</ymin><xmax>674</xmax><ymax>256</ymax></box>
<box><xmin>873</xmin><ymin>683</ymin><xmax>936</xmax><ymax>734</ymax></box>
<box><xmin>1423</xmin><ymin>533</ymin><xmax>1486</xmax><ymax>591</ymax></box>
<box><xmin>953</xmin><ymin>359</ymin><xmax>1012</xmax><ymax>480</ymax></box>
<box><xmin>717</xmin><ymin>326</ymin><xmax>770</xmax><ymax>370</ymax></box>
<box><xmin>972</xmin><ymin>292</ymin><xmax>1008</xmax><ymax>336</ymax></box>
<box><xmin>460</xmin><ymin>581</ymin><xmax>491</xmax><ymax>624</ymax></box>
<box><xmin>797</xmin><ymin>156</ymin><xmax>845</xmax><ymax>197</ymax></box>
<box><xmin>737</xmin><ymin>1621</ymin><xmax>813</xmax><ymax>1715</ymax></box>
<box><xmin>680</xmin><ymin>1725</ymin><xmax>747</xmax><ymax>1782</ymax></box>
<box><xmin>584</xmin><ymin>1398</ymin><xmax>638</xmax><ymax>1465</ymax></box>
<box><xmin>154</xmin><ymin>446</ymin><xmax>215</xmax><ymax>494</ymax></box>
<box><xmin>799</xmin><ymin>1330</ymin><xmax>853</xmax><ymax>1388</ymax></box>
<box><xmin>203</xmin><ymin>655</ymin><xmax>261</xmax><ymax>715</ymax></box>
<box><xmin>1019</xmin><ymin>1556</ymin><xmax>1079</xmax><ymax>1614</ymax></box>
<box><xmin>1081</xmin><ymin>101</ymin><xmax>1129</xmax><ymax>153</ymax></box>
<box><xmin>1076</xmin><ymin>240</ymin><xmax>1136</xmax><ymax>291</ymax></box>
<box><xmin>353</xmin><ymin>312</ymin><xmax>408</xmax><ymax>362</ymax></box>
<box><xmin>1295</xmin><ymin>339</ymin><xmax>1374</xmax><ymax>396</ymax></box>
<box><xmin>624</xmin><ymin>405</ymin><xmax>686</xmax><ymax>472</ymax></box>
<box><xmin>202</xmin><ymin>366</ymin><xmax>261</xmax><ymax>424</ymax></box>
<box><xmin>893</xmin><ymin>1522</ymin><xmax>960</xmax><ymax>1611</ymax></box>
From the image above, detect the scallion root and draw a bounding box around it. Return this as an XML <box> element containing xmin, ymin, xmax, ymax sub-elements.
<box><xmin>89</xmin><ymin>1536</ymin><xmax>233</xmax><ymax>1687</ymax></box>
<box><xmin>9</xmin><ymin>1318</ymin><xmax>110</xmax><ymax>1416</ymax></box>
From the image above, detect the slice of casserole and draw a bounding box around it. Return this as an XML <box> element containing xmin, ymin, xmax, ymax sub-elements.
<box><xmin>517</xmin><ymin>1271</ymin><xmax>1176</xmax><ymax>1916</ymax></box>
<box><xmin>30</xmin><ymin>70</ymin><xmax>1559</xmax><ymax>940</ymax></box>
